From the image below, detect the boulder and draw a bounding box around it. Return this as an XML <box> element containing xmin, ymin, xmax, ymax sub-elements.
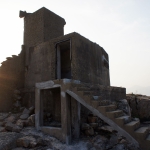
<box><xmin>20</xmin><ymin>114</ymin><xmax>29</xmax><ymax>120</ymax></box>
<box><xmin>5</xmin><ymin>122</ymin><xmax>15</xmax><ymax>131</ymax></box>
<box><xmin>22</xmin><ymin>108</ymin><xmax>30</xmax><ymax>115</ymax></box>
<box><xmin>126</xmin><ymin>94</ymin><xmax>150</xmax><ymax>121</ymax></box>
<box><xmin>17</xmin><ymin>136</ymin><xmax>37</xmax><ymax>148</ymax></box>
<box><xmin>12</xmin><ymin>125</ymin><xmax>22</xmax><ymax>133</ymax></box>
<box><xmin>5</xmin><ymin>115</ymin><xmax>16</xmax><ymax>123</ymax></box>
<box><xmin>117</xmin><ymin>99</ymin><xmax>131</xmax><ymax>116</ymax></box>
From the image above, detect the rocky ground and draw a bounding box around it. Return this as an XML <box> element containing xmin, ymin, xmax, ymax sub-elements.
<box><xmin>0</xmin><ymin>91</ymin><xmax>149</xmax><ymax>150</ymax></box>
<box><xmin>0</xmin><ymin>107</ymin><xmax>141</xmax><ymax>150</ymax></box>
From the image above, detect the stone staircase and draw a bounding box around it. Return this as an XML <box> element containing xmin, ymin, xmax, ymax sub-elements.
<box><xmin>66</xmin><ymin>82</ymin><xmax>150</xmax><ymax>150</ymax></box>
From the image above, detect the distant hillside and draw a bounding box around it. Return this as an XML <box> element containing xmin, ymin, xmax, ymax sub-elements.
<box><xmin>126</xmin><ymin>85</ymin><xmax>150</xmax><ymax>96</ymax></box>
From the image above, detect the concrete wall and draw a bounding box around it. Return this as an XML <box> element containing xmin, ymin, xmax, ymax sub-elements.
<box><xmin>24</xmin><ymin>7</ymin><xmax>65</xmax><ymax>48</ymax></box>
<box><xmin>72</xmin><ymin>33</ymin><xmax>110</xmax><ymax>86</ymax></box>
<box><xmin>0</xmin><ymin>49</ymin><xmax>25</xmax><ymax>111</ymax></box>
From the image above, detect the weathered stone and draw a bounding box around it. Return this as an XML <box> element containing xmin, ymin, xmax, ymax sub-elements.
<box><xmin>126</xmin><ymin>94</ymin><xmax>150</xmax><ymax>121</ymax></box>
<box><xmin>29</xmin><ymin>106</ymin><xmax>35</xmax><ymax>115</ymax></box>
<box><xmin>93</xmin><ymin>135</ymin><xmax>108</xmax><ymax>150</ymax></box>
<box><xmin>111</xmin><ymin>143</ymin><xmax>126</xmax><ymax>150</ymax></box>
<box><xmin>22</xmin><ymin>108</ymin><xmax>30</xmax><ymax>114</ymax></box>
<box><xmin>88</xmin><ymin>116</ymin><xmax>98</xmax><ymax>123</ymax></box>
<box><xmin>117</xmin><ymin>99</ymin><xmax>131</xmax><ymax>116</ymax></box>
<box><xmin>99</xmin><ymin>125</ymin><xmax>115</xmax><ymax>133</ymax></box>
<box><xmin>0</xmin><ymin>113</ymin><xmax>9</xmax><ymax>121</ymax></box>
<box><xmin>12</xmin><ymin>125</ymin><xmax>22</xmax><ymax>133</ymax></box>
<box><xmin>5</xmin><ymin>115</ymin><xmax>16</xmax><ymax>123</ymax></box>
<box><xmin>81</xmin><ymin>123</ymin><xmax>90</xmax><ymax>130</ymax></box>
<box><xmin>5</xmin><ymin>122</ymin><xmax>15</xmax><ymax>131</ymax></box>
<box><xmin>0</xmin><ymin>127</ymin><xmax>5</xmax><ymax>132</ymax></box>
<box><xmin>16</xmin><ymin>119</ymin><xmax>24</xmax><ymax>128</ymax></box>
<box><xmin>85</xmin><ymin>127</ymin><xmax>94</xmax><ymax>136</ymax></box>
<box><xmin>20</xmin><ymin>114</ymin><xmax>29</xmax><ymax>120</ymax></box>
<box><xmin>89</xmin><ymin>123</ymin><xmax>98</xmax><ymax>129</ymax></box>
<box><xmin>0</xmin><ymin>132</ymin><xmax>21</xmax><ymax>150</ymax></box>
<box><xmin>17</xmin><ymin>136</ymin><xmax>37</xmax><ymax>148</ymax></box>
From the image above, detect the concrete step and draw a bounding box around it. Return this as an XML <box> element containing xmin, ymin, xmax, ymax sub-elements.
<box><xmin>125</xmin><ymin>121</ymin><xmax>140</xmax><ymax>133</ymax></box>
<box><xmin>98</xmin><ymin>105</ymin><xmax>117</xmax><ymax>114</ymax></box>
<box><xmin>106</xmin><ymin>110</ymin><xmax>123</xmax><ymax>119</ymax></box>
<box><xmin>135</xmin><ymin>126</ymin><xmax>149</xmax><ymax>140</ymax></box>
<box><xmin>115</xmin><ymin>116</ymin><xmax>131</xmax><ymax>126</ymax></box>
<box><xmin>91</xmin><ymin>101</ymin><xmax>99</xmax><ymax>108</ymax></box>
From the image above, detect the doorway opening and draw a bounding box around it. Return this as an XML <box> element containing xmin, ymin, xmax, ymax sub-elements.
<box><xmin>41</xmin><ymin>87</ymin><xmax>61</xmax><ymax>128</ymax></box>
<box><xmin>56</xmin><ymin>40</ymin><xmax>71</xmax><ymax>79</ymax></box>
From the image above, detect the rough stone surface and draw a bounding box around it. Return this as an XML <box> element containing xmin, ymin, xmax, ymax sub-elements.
<box><xmin>127</xmin><ymin>94</ymin><xmax>150</xmax><ymax>121</ymax></box>
<box><xmin>0</xmin><ymin>132</ymin><xmax>21</xmax><ymax>150</ymax></box>
<box><xmin>20</xmin><ymin>114</ymin><xmax>29</xmax><ymax>120</ymax></box>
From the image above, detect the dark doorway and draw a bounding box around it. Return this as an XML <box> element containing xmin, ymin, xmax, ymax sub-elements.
<box><xmin>56</xmin><ymin>40</ymin><xmax>71</xmax><ymax>79</ymax></box>
<box><xmin>41</xmin><ymin>88</ymin><xmax>61</xmax><ymax>127</ymax></box>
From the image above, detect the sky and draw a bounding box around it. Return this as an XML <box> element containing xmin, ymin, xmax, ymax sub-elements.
<box><xmin>0</xmin><ymin>0</ymin><xmax>150</xmax><ymax>95</ymax></box>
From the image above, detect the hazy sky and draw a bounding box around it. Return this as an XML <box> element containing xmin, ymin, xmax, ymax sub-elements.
<box><xmin>0</xmin><ymin>0</ymin><xmax>150</xmax><ymax>95</ymax></box>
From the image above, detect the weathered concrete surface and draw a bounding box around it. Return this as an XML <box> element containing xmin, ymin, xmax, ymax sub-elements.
<box><xmin>0</xmin><ymin>132</ymin><xmax>21</xmax><ymax>150</ymax></box>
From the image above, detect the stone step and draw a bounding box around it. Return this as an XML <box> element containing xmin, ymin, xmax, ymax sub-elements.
<box><xmin>125</xmin><ymin>121</ymin><xmax>140</xmax><ymax>133</ymax></box>
<box><xmin>135</xmin><ymin>127</ymin><xmax>149</xmax><ymax>140</ymax></box>
<box><xmin>115</xmin><ymin>116</ymin><xmax>131</xmax><ymax>126</ymax></box>
<box><xmin>98</xmin><ymin>105</ymin><xmax>117</xmax><ymax>114</ymax></box>
<box><xmin>106</xmin><ymin>110</ymin><xmax>123</xmax><ymax>119</ymax></box>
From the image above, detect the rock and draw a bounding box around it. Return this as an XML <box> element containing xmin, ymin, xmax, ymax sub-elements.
<box><xmin>106</xmin><ymin>134</ymin><xmax>118</xmax><ymax>149</ymax></box>
<box><xmin>0</xmin><ymin>121</ymin><xmax>4</xmax><ymax>126</ymax></box>
<box><xmin>16</xmin><ymin>119</ymin><xmax>24</xmax><ymax>128</ymax></box>
<box><xmin>37</xmin><ymin>137</ymin><xmax>48</xmax><ymax>146</ymax></box>
<box><xmin>92</xmin><ymin>135</ymin><xmax>108</xmax><ymax>150</ymax></box>
<box><xmin>81</xmin><ymin>123</ymin><xmax>90</xmax><ymax>130</ymax></box>
<box><xmin>0</xmin><ymin>113</ymin><xmax>9</xmax><ymax>121</ymax></box>
<box><xmin>0</xmin><ymin>132</ymin><xmax>21</xmax><ymax>150</ymax></box>
<box><xmin>20</xmin><ymin>114</ymin><xmax>29</xmax><ymax>120</ymax></box>
<box><xmin>99</xmin><ymin>125</ymin><xmax>115</xmax><ymax>133</ymax></box>
<box><xmin>28</xmin><ymin>114</ymin><xmax>35</xmax><ymax>126</ymax></box>
<box><xmin>85</xmin><ymin>127</ymin><xmax>94</xmax><ymax>136</ymax></box>
<box><xmin>117</xmin><ymin>99</ymin><xmax>131</xmax><ymax>116</ymax></box>
<box><xmin>22</xmin><ymin>108</ymin><xmax>30</xmax><ymax>114</ymax></box>
<box><xmin>12</xmin><ymin>125</ymin><xmax>22</xmax><ymax>132</ymax></box>
<box><xmin>111</xmin><ymin>143</ymin><xmax>126</xmax><ymax>150</ymax></box>
<box><xmin>17</xmin><ymin>136</ymin><xmax>37</xmax><ymax>148</ymax></box>
<box><xmin>29</xmin><ymin>106</ymin><xmax>35</xmax><ymax>115</ymax></box>
<box><xmin>5</xmin><ymin>115</ymin><xmax>16</xmax><ymax>123</ymax></box>
<box><xmin>89</xmin><ymin>123</ymin><xmax>98</xmax><ymax>129</ymax></box>
<box><xmin>88</xmin><ymin>116</ymin><xmax>98</xmax><ymax>123</ymax></box>
<box><xmin>126</xmin><ymin>94</ymin><xmax>150</xmax><ymax>121</ymax></box>
<box><xmin>119</xmin><ymin>139</ymin><xmax>128</xmax><ymax>144</ymax></box>
<box><xmin>0</xmin><ymin>127</ymin><xmax>5</xmax><ymax>132</ymax></box>
<box><xmin>5</xmin><ymin>122</ymin><xmax>15</xmax><ymax>131</ymax></box>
